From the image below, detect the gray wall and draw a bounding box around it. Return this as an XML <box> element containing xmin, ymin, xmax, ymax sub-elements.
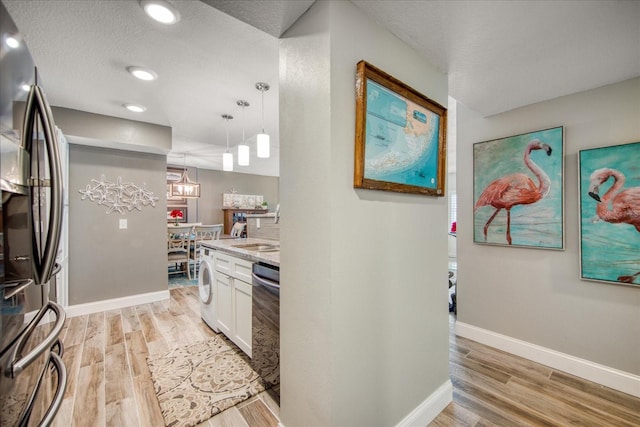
<box><xmin>456</xmin><ymin>77</ymin><xmax>640</xmax><ymax>375</ymax></box>
<box><xmin>69</xmin><ymin>144</ymin><xmax>167</xmax><ymax>305</ymax></box>
<box><xmin>168</xmin><ymin>166</ymin><xmax>279</xmax><ymax>225</ymax></box>
<box><xmin>280</xmin><ymin>1</ymin><xmax>450</xmax><ymax>426</ymax></box>
<box><xmin>59</xmin><ymin>105</ymin><xmax>276</xmax><ymax>305</ymax></box>
<box><xmin>53</xmin><ymin>106</ymin><xmax>171</xmax><ymax>153</ymax></box>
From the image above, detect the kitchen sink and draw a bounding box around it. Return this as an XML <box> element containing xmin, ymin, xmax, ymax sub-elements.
<box><xmin>231</xmin><ymin>243</ymin><xmax>280</xmax><ymax>252</ymax></box>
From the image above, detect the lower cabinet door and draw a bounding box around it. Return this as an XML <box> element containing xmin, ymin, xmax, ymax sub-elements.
<box><xmin>233</xmin><ymin>279</ymin><xmax>252</xmax><ymax>357</ymax></box>
<box><xmin>215</xmin><ymin>273</ymin><xmax>233</xmax><ymax>337</ymax></box>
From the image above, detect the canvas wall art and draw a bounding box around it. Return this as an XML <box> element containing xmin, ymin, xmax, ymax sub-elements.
<box><xmin>473</xmin><ymin>126</ymin><xmax>564</xmax><ymax>249</ymax></box>
<box><xmin>579</xmin><ymin>141</ymin><xmax>640</xmax><ymax>287</ymax></box>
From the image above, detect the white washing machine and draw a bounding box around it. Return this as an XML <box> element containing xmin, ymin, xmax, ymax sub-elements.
<box><xmin>198</xmin><ymin>247</ymin><xmax>219</xmax><ymax>332</ymax></box>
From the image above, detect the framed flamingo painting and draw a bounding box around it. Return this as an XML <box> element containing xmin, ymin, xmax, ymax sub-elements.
<box><xmin>579</xmin><ymin>141</ymin><xmax>640</xmax><ymax>287</ymax></box>
<box><xmin>473</xmin><ymin>126</ymin><xmax>564</xmax><ymax>249</ymax></box>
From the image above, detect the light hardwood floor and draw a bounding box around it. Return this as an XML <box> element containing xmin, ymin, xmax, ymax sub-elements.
<box><xmin>51</xmin><ymin>286</ymin><xmax>279</xmax><ymax>427</ymax></box>
<box><xmin>429</xmin><ymin>315</ymin><xmax>640</xmax><ymax>426</ymax></box>
<box><xmin>51</xmin><ymin>288</ymin><xmax>639</xmax><ymax>427</ymax></box>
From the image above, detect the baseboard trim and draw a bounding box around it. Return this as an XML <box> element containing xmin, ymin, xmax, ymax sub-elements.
<box><xmin>395</xmin><ymin>380</ymin><xmax>453</xmax><ymax>427</ymax></box>
<box><xmin>456</xmin><ymin>321</ymin><xmax>640</xmax><ymax>398</ymax></box>
<box><xmin>65</xmin><ymin>290</ymin><xmax>170</xmax><ymax>318</ymax></box>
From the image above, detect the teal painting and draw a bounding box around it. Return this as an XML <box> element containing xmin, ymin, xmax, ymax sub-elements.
<box><xmin>473</xmin><ymin>127</ymin><xmax>564</xmax><ymax>249</ymax></box>
<box><xmin>354</xmin><ymin>61</ymin><xmax>447</xmax><ymax>196</ymax></box>
<box><xmin>579</xmin><ymin>141</ymin><xmax>640</xmax><ymax>287</ymax></box>
<box><xmin>363</xmin><ymin>80</ymin><xmax>440</xmax><ymax>188</ymax></box>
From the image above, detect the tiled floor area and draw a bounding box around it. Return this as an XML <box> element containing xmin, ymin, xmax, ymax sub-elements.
<box><xmin>48</xmin><ymin>282</ymin><xmax>639</xmax><ymax>426</ymax></box>
<box><xmin>429</xmin><ymin>314</ymin><xmax>640</xmax><ymax>426</ymax></box>
<box><xmin>51</xmin><ymin>286</ymin><xmax>279</xmax><ymax>427</ymax></box>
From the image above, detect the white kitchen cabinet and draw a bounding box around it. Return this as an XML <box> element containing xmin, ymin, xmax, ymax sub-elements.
<box><xmin>233</xmin><ymin>278</ymin><xmax>252</xmax><ymax>354</ymax></box>
<box><xmin>213</xmin><ymin>251</ymin><xmax>252</xmax><ymax>357</ymax></box>
<box><xmin>215</xmin><ymin>271</ymin><xmax>233</xmax><ymax>338</ymax></box>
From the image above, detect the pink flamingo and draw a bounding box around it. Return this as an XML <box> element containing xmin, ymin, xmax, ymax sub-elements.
<box><xmin>588</xmin><ymin>168</ymin><xmax>640</xmax><ymax>283</ymax></box>
<box><xmin>475</xmin><ymin>139</ymin><xmax>552</xmax><ymax>245</ymax></box>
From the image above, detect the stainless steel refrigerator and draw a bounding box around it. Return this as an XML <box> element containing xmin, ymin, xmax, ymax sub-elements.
<box><xmin>0</xmin><ymin>1</ymin><xmax>67</xmax><ymax>425</ymax></box>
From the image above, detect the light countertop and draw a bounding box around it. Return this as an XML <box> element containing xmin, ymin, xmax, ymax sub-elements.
<box><xmin>201</xmin><ymin>237</ymin><xmax>280</xmax><ymax>267</ymax></box>
<box><xmin>245</xmin><ymin>212</ymin><xmax>276</xmax><ymax>218</ymax></box>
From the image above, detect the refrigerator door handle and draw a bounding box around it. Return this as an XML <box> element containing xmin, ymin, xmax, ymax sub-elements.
<box><xmin>22</xmin><ymin>84</ymin><xmax>64</xmax><ymax>285</ymax></box>
<box><xmin>2</xmin><ymin>278</ymin><xmax>35</xmax><ymax>300</ymax></box>
<box><xmin>9</xmin><ymin>301</ymin><xmax>66</xmax><ymax>377</ymax></box>
<box><xmin>50</xmin><ymin>262</ymin><xmax>61</xmax><ymax>276</ymax></box>
<box><xmin>17</xmin><ymin>341</ymin><xmax>67</xmax><ymax>427</ymax></box>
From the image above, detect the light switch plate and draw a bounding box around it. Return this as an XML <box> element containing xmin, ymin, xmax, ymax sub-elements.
<box><xmin>119</xmin><ymin>219</ymin><xmax>127</xmax><ymax>229</ymax></box>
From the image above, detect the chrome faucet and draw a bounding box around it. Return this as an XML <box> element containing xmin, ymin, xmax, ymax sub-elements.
<box><xmin>274</xmin><ymin>204</ymin><xmax>280</xmax><ymax>224</ymax></box>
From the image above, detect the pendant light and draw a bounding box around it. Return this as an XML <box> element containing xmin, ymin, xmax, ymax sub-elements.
<box><xmin>222</xmin><ymin>114</ymin><xmax>234</xmax><ymax>171</ymax></box>
<box><xmin>170</xmin><ymin>153</ymin><xmax>200</xmax><ymax>198</ymax></box>
<box><xmin>255</xmin><ymin>82</ymin><xmax>270</xmax><ymax>158</ymax></box>
<box><xmin>237</xmin><ymin>100</ymin><xmax>250</xmax><ymax>166</ymax></box>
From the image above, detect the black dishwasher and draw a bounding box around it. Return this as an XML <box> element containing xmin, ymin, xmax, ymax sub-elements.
<box><xmin>251</xmin><ymin>262</ymin><xmax>280</xmax><ymax>401</ymax></box>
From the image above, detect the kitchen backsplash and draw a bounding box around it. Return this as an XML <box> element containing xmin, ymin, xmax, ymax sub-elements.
<box><xmin>246</xmin><ymin>215</ymin><xmax>280</xmax><ymax>241</ymax></box>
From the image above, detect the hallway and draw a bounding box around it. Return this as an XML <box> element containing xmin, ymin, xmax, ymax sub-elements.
<box><xmin>429</xmin><ymin>315</ymin><xmax>640</xmax><ymax>425</ymax></box>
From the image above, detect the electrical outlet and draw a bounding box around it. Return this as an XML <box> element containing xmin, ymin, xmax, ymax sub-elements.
<box><xmin>257</xmin><ymin>218</ymin><xmax>261</xmax><ymax>228</ymax></box>
<box><xmin>119</xmin><ymin>219</ymin><xmax>127</xmax><ymax>229</ymax></box>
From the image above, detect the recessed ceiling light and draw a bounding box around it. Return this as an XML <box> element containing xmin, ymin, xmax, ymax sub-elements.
<box><xmin>123</xmin><ymin>103</ymin><xmax>147</xmax><ymax>113</ymax></box>
<box><xmin>140</xmin><ymin>0</ymin><xmax>180</xmax><ymax>24</ymax></box>
<box><xmin>5</xmin><ymin>35</ymin><xmax>19</xmax><ymax>49</ymax></box>
<box><xmin>127</xmin><ymin>66</ymin><xmax>158</xmax><ymax>81</ymax></box>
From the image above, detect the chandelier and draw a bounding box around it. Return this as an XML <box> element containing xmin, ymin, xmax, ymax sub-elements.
<box><xmin>170</xmin><ymin>153</ymin><xmax>200</xmax><ymax>198</ymax></box>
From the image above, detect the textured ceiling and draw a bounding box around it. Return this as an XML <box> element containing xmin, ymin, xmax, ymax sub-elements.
<box><xmin>201</xmin><ymin>0</ymin><xmax>315</xmax><ymax>37</ymax></box>
<box><xmin>352</xmin><ymin>0</ymin><xmax>640</xmax><ymax>117</ymax></box>
<box><xmin>4</xmin><ymin>0</ymin><xmax>282</xmax><ymax>176</ymax></box>
<box><xmin>4</xmin><ymin>0</ymin><xmax>639</xmax><ymax>176</ymax></box>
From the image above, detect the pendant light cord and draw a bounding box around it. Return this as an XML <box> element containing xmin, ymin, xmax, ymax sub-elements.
<box><xmin>222</xmin><ymin>114</ymin><xmax>233</xmax><ymax>152</ymax></box>
<box><xmin>256</xmin><ymin>82</ymin><xmax>269</xmax><ymax>134</ymax></box>
<box><xmin>242</xmin><ymin>103</ymin><xmax>246</xmax><ymax>141</ymax></box>
<box><xmin>261</xmin><ymin>89</ymin><xmax>265</xmax><ymax>133</ymax></box>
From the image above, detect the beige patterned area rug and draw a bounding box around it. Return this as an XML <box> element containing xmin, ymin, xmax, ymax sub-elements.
<box><xmin>147</xmin><ymin>334</ymin><xmax>266</xmax><ymax>427</ymax></box>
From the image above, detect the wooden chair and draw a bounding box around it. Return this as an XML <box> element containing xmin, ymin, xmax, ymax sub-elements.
<box><xmin>189</xmin><ymin>224</ymin><xmax>223</xmax><ymax>279</ymax></box>
<box><xmin>168</xmin><ymin>225</ymin><xmax>193</xmax><ymax>280</ymax></box>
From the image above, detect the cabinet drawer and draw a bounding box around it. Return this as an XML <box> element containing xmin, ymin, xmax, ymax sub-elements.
<box><xmin>232</xmin><ymin>258</ymin><xmax>253</xmax><ymax>283</ymax></box>
<box><xmin>234</xmin><ymin>278</ymin><xmax>252</xmax><ymax>296</ymax></box>
<box><xmin>214</xmin><ymin>251</ymin><xmax>252</xmax><ymax>282</ymax></box>
<box><xmin>214</xmin><ymin>252</ymin><xmax>233</xmax><ymax>275</ymax></box>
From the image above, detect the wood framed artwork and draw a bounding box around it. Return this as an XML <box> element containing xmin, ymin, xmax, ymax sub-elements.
<box><xmin>473</xmin><ymin>126</ymin><xmax>564</xmax><ymax>249</ymax></box>
<box><xmin>167</xmin><ymin>206</ymin><xmax>187</xmax><ymax>223</ymax></box>
<box><xmin>354</xmin><ymin>60</ymin><xmax>447</xmax><ymax>196</ymax></box>
<box><xmin>579</xmin><ymin>141</ymin><xmax>640</xmax><ymax>287</ymax></box>
<box><xmin>167</xmin><ymin>167</ymin><xmax>186</xmax><ymax>206</ymax></box>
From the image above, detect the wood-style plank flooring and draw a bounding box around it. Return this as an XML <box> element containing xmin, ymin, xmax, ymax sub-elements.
<box><xmin>51</xmin><ymin>286</ymin><xmax>279</xmax><ymax>427</ymax></box>
<box><xmin>429</xmin><ymin>315</ymin><xmax>640</xmax><ymax>426</ymax></box>
<box><xmin>50</xmin><ymin>287</ymin><xmax>639</xmax><ymax>426</ymax></box>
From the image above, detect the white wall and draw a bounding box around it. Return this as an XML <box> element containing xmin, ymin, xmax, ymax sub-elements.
<box><xmin>456</xmin><ymin>78</ymin><xmax>640</xmax><ymax>387</ymax></box>
<box><xmin>280</xmin><ymin>1</ymin><xmax>450</xmax><ymax>426</ymax></box>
